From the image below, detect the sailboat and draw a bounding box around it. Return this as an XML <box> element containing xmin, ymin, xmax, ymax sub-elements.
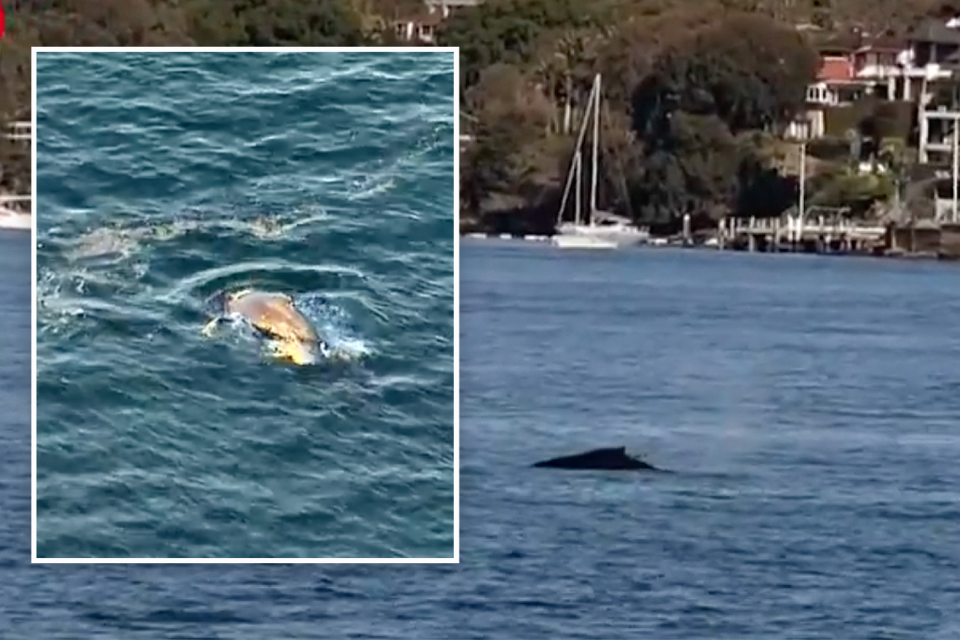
<box><xmin>1</xmin><ymin>123</ymin><xmax>33</xmax><ymax>232</ymax></box>
<box><xmin>551</xmin><ymin>73</ymin><xmax>649</xmax><ymax>249</ymax></box>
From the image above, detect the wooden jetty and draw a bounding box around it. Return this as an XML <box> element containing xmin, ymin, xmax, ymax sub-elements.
<box><xmin>886</xmin><ymin>219</ymin><xmax>960</xmax><ymax>259</ymax></box>
<box><xmin>717</xmin><ymin>210</ymin><xmax>887</xmax><ymax>254</ymax></box>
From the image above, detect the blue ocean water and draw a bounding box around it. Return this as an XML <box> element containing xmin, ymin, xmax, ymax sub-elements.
<box><xmin>7</xmin><ymin>233</ymin><xmax>959</xmax><ymax>634</ymax></box>
<box><xmin>0</xmin><ymin>232</ymin><xmax>32</xmax><ymax>568</ymax></box>
<box><xmin>34</xmin><ymin>51</ymin><xmax>456</xmax><ymax>559</ymax></box>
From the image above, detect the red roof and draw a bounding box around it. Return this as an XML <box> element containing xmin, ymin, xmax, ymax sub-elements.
<box><xmin>817</xmin><ymin>56</ymin><xmax>855</xmax><ymax>82</ymax></box>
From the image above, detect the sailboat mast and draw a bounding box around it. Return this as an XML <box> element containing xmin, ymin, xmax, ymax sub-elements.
<box><xmin>555</xmin><ymin>77</ymin><xmax>598</xmax><ymax>227</ymax></box>
<box><xmin>589</xmin><ymin>74</ymin><xmax>600</xmax><ymax>224</ymax></box>
<box><xmin>574</xmin><ymin>151</ymin><xmax>582</xmax><ymax>226</ymax></box>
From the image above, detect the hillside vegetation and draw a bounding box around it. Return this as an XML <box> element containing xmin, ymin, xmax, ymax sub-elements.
<box><xmin>1</xmin><ymin>0</ymin><xmax>958</xmax><ymax>227</ymax></box>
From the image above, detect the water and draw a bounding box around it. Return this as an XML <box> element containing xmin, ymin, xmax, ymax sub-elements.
<box><xmin>0</xmin><ymin>232</ymin><xmax>32</xmax><ymax>564</ymax></box>
<box><xmin>5</xmin><ymin>238</ymin><xmax>959</xmax><ymax>635</ymax></box>
<box><xmin>33</xmin><ymin>51</ymin><xmax>456</xmax><ymax>559</ymax></box>
<box><xmin>457</xmin><ymin>242</ymin><xmax>960</xmax><ymax>638</ymax></box>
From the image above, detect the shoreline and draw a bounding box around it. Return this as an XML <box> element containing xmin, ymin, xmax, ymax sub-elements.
<box><xmin>459</xmin><ymin>231</ymin><xmax>960</xmax><ymax>263</ymax></box>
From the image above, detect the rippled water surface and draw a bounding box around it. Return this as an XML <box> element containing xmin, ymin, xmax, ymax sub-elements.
<box><xmin>34</xmin><ymin>51</ymin><xmax>456</xmax><ymax>559</ymax></box>
<box><xmin>9</xmin><ymin>232</ymin><xmax>959</xmax><ymax>635</ymax></box>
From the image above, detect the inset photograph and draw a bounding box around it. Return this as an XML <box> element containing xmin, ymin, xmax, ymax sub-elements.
<box><xmin>33</xmin><ymin>47</ymin><xmax>457</xmax><ymax>562</ymax></box>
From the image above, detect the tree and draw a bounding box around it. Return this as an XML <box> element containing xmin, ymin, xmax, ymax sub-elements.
<box><xmin>437</xmin><ymin>0</ymin><xmax>610</xmax><ymax>95</ymax></box>
<box><xmin>632</xmin><ymin>13</ymin><xmax>819</xmax><ymax>135</ymax></box>
<box><xmin>0</xmin><ymin>132</ymin><xmax>30</xmax><ymax>197</ymax></box>
<box><xmin>17</xmin><ymin>0</ymin><xmax>195</xmax><ymax>46</ymax></box>
<box><xmin>182</xmin><ymin>0</ymin><xmax>368</xmax><ymax>46</ymax></box>
<box><xmin>461</xmin><ymin>64</ymin><xmax>555</xmax><ymax>210</ymax></box>
<box><xmin>630</xmin><ymin>112</ymin><xmax>745</xmax><ymax>225</ymax></box>
<box><xmin>531</xmin><ymin>27</ymin><xmax>608</xmax><ymax>134</ymax></box>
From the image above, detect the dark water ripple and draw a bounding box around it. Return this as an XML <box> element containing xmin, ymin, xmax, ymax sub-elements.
<box><xmin>7</xmin><ymin>205</ymin><xmax>959</xmax><ymax>630</ymax></box>
<box><xmin>34</xmin><ymin>51</ymin><xmax>455</xmax><ymax>559</ymax></box>
<box><xmin>455</xmin><ymin>242</ymin><xmax>960</xmax><ymax>639</ymax></box>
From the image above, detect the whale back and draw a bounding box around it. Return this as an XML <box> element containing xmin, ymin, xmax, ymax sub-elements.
<box><xmin>226</xmin><ymin>291</ymin><xmax>319</xmax><ymax>344</ymax></box>
<box><xmin>532</xmin><ymin>446</ymin><xmax>660</xmax><ymax>471</ymax></box>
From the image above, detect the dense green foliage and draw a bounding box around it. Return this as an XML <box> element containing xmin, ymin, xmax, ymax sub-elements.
<box><xmin>0</xmin><ymin>0</ymin><xmax>955</xmax><ymax>224</ymax></box>
<box><xmin>447</xmin><ymin>2</ymin><xmax>822</xmax><ymax>232</ymax></box>
<box><xmin>0</xmin><ymin>0</ymin><xmax>374</xmax><ymax>194</ymax></box>
<box><xmin>447</xmin><ymin>0</ymin><xmax>956</xmax><ymax>233</ymax></box>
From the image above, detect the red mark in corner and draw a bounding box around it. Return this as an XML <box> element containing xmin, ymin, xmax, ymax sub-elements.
<box><xmin>0</xmin><ymin>2</ymin><xmax>5</xmax><ymax>39</ymax></box>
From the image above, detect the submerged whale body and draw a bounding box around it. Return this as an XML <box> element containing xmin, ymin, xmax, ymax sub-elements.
<box><xmin>533</xmin><ymin>446</ymin><xmax>662</xmax><ymax>471</ymax></box>
<box><xmin>201</xmin><ymin>289</ymin><xmax>323</xmax><ymax>365</ymax></box>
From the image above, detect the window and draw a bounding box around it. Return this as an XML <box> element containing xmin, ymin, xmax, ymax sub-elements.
<box><xmin>806</xmin><ymin>85</ymin><xmax>828</xmax><ymax>103</ymax></box>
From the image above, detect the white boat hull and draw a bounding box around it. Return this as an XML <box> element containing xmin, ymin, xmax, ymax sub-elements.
<box><xmin>0</xmin><ymin>208</ymin><xmax>32</xmax><ymax>231</ymax></box>
<box><xmin>551</xmin><ymin>234</ymin><xmax>617</xmax><ymax>249</ymax></box>
<box><xmin>553</xmin><ymin>223</ymin><xmax>649</xmax><ymax>249</ymax></box>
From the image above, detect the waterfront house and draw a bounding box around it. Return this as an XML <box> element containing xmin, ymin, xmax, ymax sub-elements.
<box><xmin>423</xmin><ymin>0</ymin><xmax>481</xmax><ymax>19</ymax></box>
<box><xmin>392</xmin><ymin>0</ymin><xmax>482</xmax><ymax>44</ymax></box>
<box><xmin>907</xmin><ymin>17</ymin><xmax>960</xmax><ymax>163</ymax></box>
<box><xmin>393</xmin><ymin>11</ymin><xmax>444</xmax><ymax>43</ymax></box>
<box><xmin>850</xmin><ymin>40</ymin><xmax>903</xmax><ymax>99</ymax></box>
<box><xmin>788</xmin><ymin>20</ymin><xmax>960</xmax><ymax>154</ymax></box>
<box><xmin>787</xmin><ymin>54</ymin><xmax>859</xmax><ymax>139</ymax></box>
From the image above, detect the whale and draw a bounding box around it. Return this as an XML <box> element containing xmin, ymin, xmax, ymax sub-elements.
<box><xmin>202</xmin><ymin>288</ymin><xmax>324</xmax><ymax>365</ymax></box>
<box><xmin>532</xmin><ymin>446</ymin><xmax>664</xmax><ymax>471</ymax></box>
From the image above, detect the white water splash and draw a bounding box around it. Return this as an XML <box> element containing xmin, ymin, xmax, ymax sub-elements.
<box><xmin>296</xmin><ymin>292</ymin><xmax>372</xmax><ymax>361</ymax></box>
